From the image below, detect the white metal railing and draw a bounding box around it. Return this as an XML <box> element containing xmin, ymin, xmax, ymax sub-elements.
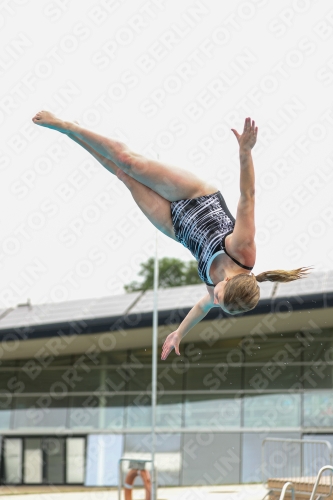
<box><xmin>278</xmin><ymin>465</ymin><xmax>333</xmax><ymax>500</ymax></box>
<box><xmin>279</xmin><ymin>481</ymin><xmax>295</xmax><ymax>500</ymax></box>
<box><xmin>262</xmin><ymin>438</ymin><xmax>333</xmax><ymax>485</ymax></box>
<box><xmin>309</xmin><ymin>465</ymin><xmax>333</xmax><ymax>500</ymax></box>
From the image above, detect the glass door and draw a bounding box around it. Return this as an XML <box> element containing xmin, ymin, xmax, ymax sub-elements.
<box><xmin>3</xmin><ymin>438</ymin><xmax>22</xmax><ymax>484</ymax></box>
<box><xmin>43</xmin><ymin>437</ymin><xmax>65</xmax><ymax>484</ymax></box>
<box><xmin>1</xmin><ymin>436</ymin><xmax>86</xmax><ymax>485</ymax></box>
<box><xmin>24</xmin><ymin>438</ymin><xmax>42</xmax><ymax>484</ymax></box>
<box><xmin>66</xmin><ymin>437</ymin><xmax>85</xmax><ymax>483</ymax></box>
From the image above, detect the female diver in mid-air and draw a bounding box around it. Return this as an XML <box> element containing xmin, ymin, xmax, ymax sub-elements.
<box><xmin>32</xmin><ymin>111</ymin><xmax>312</xmax><ymax>360</ymax></box>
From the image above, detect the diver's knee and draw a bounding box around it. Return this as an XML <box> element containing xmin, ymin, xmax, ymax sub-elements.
<box><xmin>116</xmin><ymin>169</ymin><xmax>132</xmax><ymax>187</ymax></box>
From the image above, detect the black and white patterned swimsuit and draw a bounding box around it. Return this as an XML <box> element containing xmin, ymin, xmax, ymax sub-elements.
<box><xmin>170</xmin><ymin>191</ymin><xmax>253</xmax><ymax>286</ymax></box>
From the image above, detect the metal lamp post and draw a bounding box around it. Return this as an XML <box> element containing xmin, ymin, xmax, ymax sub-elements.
<box><xmin>151</xmin><ymin>151</ymin><xmax>160</xmax><ymax>500</ymax></box>
<box><xmin>151</xmin><ymin>228</ymin><xmax>158</xmax><ymax>500</ymax></box>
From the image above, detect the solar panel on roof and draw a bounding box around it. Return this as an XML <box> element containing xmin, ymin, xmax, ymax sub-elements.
<box><xmin>273</xmin><ymin>271</ymin><xmax>327</xmax><ymax>298</ymax></box>
<box><xmin>0</xmin><ymin>272</ymin><xmax>331</xmax><ymax>331</ymax></box>
<box><xmin>130</xmin><ymin>284</ymin><xmax>206</xmax><ymax>314</ymax></box>
<box><xmin>0</xmin><ymin>292</ymin><xmax>142</xmax><ymax>329</ymax></box>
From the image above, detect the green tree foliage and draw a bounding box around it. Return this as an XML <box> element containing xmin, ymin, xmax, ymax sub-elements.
<box><xmin>124</xmin><ymin>257</ymin><xmax>201</xmax><ymax>292</ymax></box>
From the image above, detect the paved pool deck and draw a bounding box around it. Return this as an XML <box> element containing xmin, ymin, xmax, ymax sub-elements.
<box><xmin>0</xmin><ymin>484</ymin><xmax>268</xmax><ymax>500</ymax></box>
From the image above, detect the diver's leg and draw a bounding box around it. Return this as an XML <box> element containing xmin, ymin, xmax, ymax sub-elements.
<box><xmin>32</xmin><ymin>110</ymin><xmax>218</xmax><ymax>202</ymax></box>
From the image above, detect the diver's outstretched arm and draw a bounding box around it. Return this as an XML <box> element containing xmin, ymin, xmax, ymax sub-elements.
<box><xmin>161</xmin><ymin>293</ymin><xmax>213</xmax><ymax>360</ymax></box>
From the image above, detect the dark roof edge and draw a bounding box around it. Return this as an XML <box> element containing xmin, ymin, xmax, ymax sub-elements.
<box><xmin>0</xmin><ymin>292</ymin><xmax>332</xmax><ymax>341</ymax></box>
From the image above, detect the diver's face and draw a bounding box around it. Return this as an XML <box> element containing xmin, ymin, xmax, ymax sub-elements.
<box><xmin>213</xmin><ymin>278</ymin><xmax>231</xmax><ymax>307</ymax></box>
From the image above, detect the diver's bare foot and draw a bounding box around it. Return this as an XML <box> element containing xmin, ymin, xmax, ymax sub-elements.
<box><xmin>32</xmin><ymin>110</ymin><xmax>71</xmax><ymax>134</ymax></box>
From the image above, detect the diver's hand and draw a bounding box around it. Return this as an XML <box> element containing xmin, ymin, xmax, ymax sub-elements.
<box><xmin>231</xmin><ymin>117</ymin><xmax>258</xmax><ymax>152</ymax></box>
<box><xmin>161</xmin><ymin>330</ymin><xmax>181</xmax><ymax>360</ymax></box>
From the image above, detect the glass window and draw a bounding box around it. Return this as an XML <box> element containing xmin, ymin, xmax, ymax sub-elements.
<box><xmin>186</xmin><ymin>366</ymin><xmax>241</xmax><ymax>391</ymax></box>
<box><xmin>68</xmin><ymin>368</ymin><xmax>107</xmax><ymax>393</ymax></box>
<box><xmin>43</xmin><ymin>437</ymin><xmax>65</xmax><ymax>484</ymax></box>
<box><xmin>302</xmin><ymin>340</ymin><xmax>333</xmax><ymax>363</ymax></box>
<box><xmin>303</xmin><ymin>390</ymin><xmax>333</xmax><ymax>427</ymax></box>
<box><xmin>129</xmin><ymin>348</ymin><xmax>153</xmax><ymax>364</ymax></box>
<box><xmin>295</xmin><ymin>328</ymin><xmax>333</xmax><ymax>344</ymax></box>
<box><xmin>17</xmin><ymin>367</ymin><xmax>128</xmax><ymax>394</ymax></box>
<box><xmin>243</xmin><ymin>338</ymin><xmax>303</xmax><ymax>363</ymax></box>
<box><xmin>302</xmin><ymin>364</ymin><xmax>333</xmax><ymax>390</ymax></box>
<box><xmin>70</xmin><ymin>368</ymin><xmax>126</xmax><ymax>393</ymax></box>
<box><xmin>103</xmin><ymin>368</ymin><xmax>131</xmax><ymax>392</ymax></box>
<box><xmin>185</xmin><ymin>339</ymin><xmax>243</xmax><ymax>365</ymax></box>
<box><xmin>104</xmin><ymin>350</ymin><xmax>129</xmax><ymax>364</ymax></box>
<box><xmin>127</xmin><ymin>367</ymin><xmax>184</xmax><ymax>392</ymax></box>
<box><xmin>17</xmin><ymin>356</ymin><xmax>74</xmax><ymax>367</ymax></box>
<box><xmin>127</xmin><ymin>368</ymin><xmax>152</xmax><ymax>392</ymax></box>
<box><xmin>48</xmin><ymin>356</ymin><xmax>74</xmax><ymax>366</ymax></box>
<box><xmin>72</xmin><ymin>353</ymin><xmax>104</xmax><ymax>367</ymax></box>
<box><xmin>18</xmin><ymin>369</ymin><xmax>73</xmax><ymax>393</ymax></box>
<box><xmin>0</xmin><ymin>371</ymin><xmax>18</xmax><ymax>392</ymax></box>
<box><xmin>0</xmin><ymin>361</ymin><xmax>17</xmax><ymax>367</ymax></box>
<box><xmin>68</xmin><ymin>395</ymin><xmax>124</xmax><ymax>429</ymax></box>
<box><xmin>23</xmin><ymin>438</ymin><xmax>42</xmax><ymax>484</ymax></box>
<box><xmin>262</xmin><ymin>333</ymin><xmax>304</xmax><ymax>340</ymax></box>
<box><xmin>243</xmin><ymin>393</ymin><xmax>301</xmax><ymax>428</ymax></box>
<box><xmin>184</xmin><ymin>394</ymin><xmax>241</xmax><ymax>428</ymax></box>
<box><xmin>0</xmin><ymin>395</ymin><xmax>12</xmax><ymax>430</ymax></box>
<box><xmin>68</xmin><ymin>396</ymin><xmax>93</xmax><ymax>429</ymax></box>
<box><xmin>3</xmin><ymin>438</ymin><xmax>22</xmax><ymax>484</ymax></box>
<box><xmin>12</xmin><ymin>396</ymin><xmax>68</xmax><ymax>430</ymax></box>
<box><xmin>157</xmin><ymin>365</ymin><xmax>184</xmax><ymax>391</ymax></box>
<box><xmin>244</xmin><ymin>365</ymin><xmax>301</xmax><ymax>391</ymax></box>
<box><xmin>156</xmin><ymin>395</ymin><xmax>182</xmax><ymax>428</ymax></box>
<box><xmin>126</xmin><ymin>393</ymin><xmax>182</xmax><ymax>428</ymax></box>
<box><xmin>66</xmin><ymin>437</ymin><xmax>85</xmax><ymax>483</ymax></box>
<box><xmin>105</xmin><ymin>395</ymin><xmax>125</xmax><ymax>428</ymax></box>
<box><xmin>125</xmin><ymin>394</ymin><xmax>152</xmax><ymax>428</ymax></box>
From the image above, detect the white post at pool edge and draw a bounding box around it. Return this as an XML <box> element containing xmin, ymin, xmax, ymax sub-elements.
<box><xmin>151</xmin><ymin>227</ymin><xmax>159</xmax><ymax>500</ymax></box>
